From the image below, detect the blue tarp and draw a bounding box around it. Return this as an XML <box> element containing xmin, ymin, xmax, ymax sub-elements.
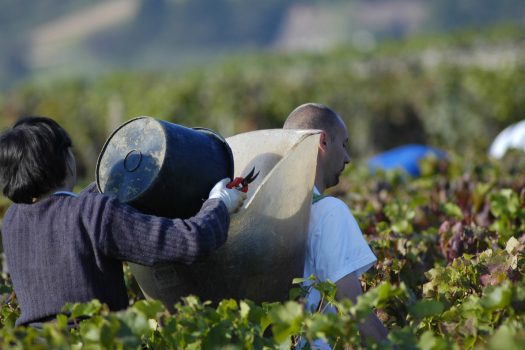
<box><xmin>367</xmin><ymin>144</ymin><xmax>447</xmax><ymax>177</ymax></box>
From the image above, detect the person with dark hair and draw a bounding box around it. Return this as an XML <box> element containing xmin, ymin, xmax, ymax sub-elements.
<box><xmin>0</xmin><ymin>117</ymin><xmax>75</xmax><ymax>204</ymax></box>
<box><xmin>0</xmin><ymin>116</ymin><xmax>245</xmax><ymax>327</ymax></box>
<box><xmin>284</xmin><ymin>103</ymin><xmax>388</xmax><ymax>347</ymax></box>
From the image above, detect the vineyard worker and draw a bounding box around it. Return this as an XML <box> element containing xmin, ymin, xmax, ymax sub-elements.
<box><xmin>284</xmin><ymin>103</ymin><xmax>388</xmax><ymax>346</ymax></box>
<box><xmin>0</xmin><ymin>116</ymin><xmax>245</xmax><ymax>327</ymax></box>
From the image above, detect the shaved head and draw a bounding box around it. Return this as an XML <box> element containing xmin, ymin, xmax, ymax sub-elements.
<box><xmin>284</xmin><ymin>103</ymin><xmax>350</xmax><ymax>191</ymax></box>
<box><xmin>283</xmin><ymin>103</ymin><xmax>342</xmax><ymax>137</ymax></box>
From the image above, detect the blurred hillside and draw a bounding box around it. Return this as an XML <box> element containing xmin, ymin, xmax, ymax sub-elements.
<box><xmin>1</xmin><ymin>0</ymin><xmax>525</xmax><ymax>89</ymax></box>
<box><xmin>2</xmin><ymin>24</ymin><xmax>525</xmax><ymax>181</ymax></box>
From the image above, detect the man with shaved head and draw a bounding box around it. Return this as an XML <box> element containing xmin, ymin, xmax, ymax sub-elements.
<box><xmin>284</xmin><ymin>103</ymin><xmax>388</xmax><ymax>347</ymax></box>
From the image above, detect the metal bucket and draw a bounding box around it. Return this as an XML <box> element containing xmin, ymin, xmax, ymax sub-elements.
<box><xmin>128</xmin><ymin>129</ymin><xmax>321</xmax><ymax>308</ymax></box>
<box><xmin>96</xmin><ymin>116</ymin><xmax>234</xmax><ymax>219</ymax></box>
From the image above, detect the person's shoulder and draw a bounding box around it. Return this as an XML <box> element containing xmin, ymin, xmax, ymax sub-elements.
<box><xmin>78</xmin><ymin>182</ymin><xmax>99</xmax><ymax>196</ymax></box>
<box><xmin>313</xmin><ymin>196</ymin><xmax>351</xmax><ymax>214</ymax></box>
<box><xmin>77</xmin><ymin>191</ymin><xmax>118</xmax><ymax>211</ymax></box>
<box><xmin>78</xmin><ymin>183</ymin><xmax>126</xmax><ymax>208</ymax></box>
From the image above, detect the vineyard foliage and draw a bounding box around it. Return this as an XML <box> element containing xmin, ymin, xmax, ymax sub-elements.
<box><xmin>1</xmin><ymin>27</ymin><xmax>525</xmax><ymax>349</ymax></box>
<box><xmin>0</xmin><ymin>152</ymin><xmax>524</xmax><ymax>349</ymax></box>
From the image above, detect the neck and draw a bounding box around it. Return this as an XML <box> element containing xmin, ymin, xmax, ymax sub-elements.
<box><xmin>314</xmin><ymin>178</ymin><xmax>325</xmax><ymax>194</ymax></box>
<box><xmin>315</xmin><ymin>164</ymin><xmax>326</xmax><ymax>193</ymax></box>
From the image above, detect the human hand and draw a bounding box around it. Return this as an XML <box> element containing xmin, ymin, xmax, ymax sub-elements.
<box><xmin>208</xmin><ymin>178</ymin><xmax>247</xmax><ymax>214</ymax></box>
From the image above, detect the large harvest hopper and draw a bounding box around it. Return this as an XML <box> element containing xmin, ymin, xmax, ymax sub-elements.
<box><xmin>128</xmin><ymin>129</ymin><xmax>320</xmax><ymax>308</ymax></box>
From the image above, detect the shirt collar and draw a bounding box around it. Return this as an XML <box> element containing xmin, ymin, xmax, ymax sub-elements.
<box><xmin>313</xmin><ymin>186</ymin><xmax>321</xmax><ymax>195</ymax></box>
<box><xmin>53</xmin><ymin>191</ymin><xmax>78</xmax><ymax>197</ymax></box>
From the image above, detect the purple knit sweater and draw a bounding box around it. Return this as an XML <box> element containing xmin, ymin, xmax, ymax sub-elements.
<box><xmin>1</xmin><ymin>192</ymin><xmax>229</xmax><ymax>326</ymax></box>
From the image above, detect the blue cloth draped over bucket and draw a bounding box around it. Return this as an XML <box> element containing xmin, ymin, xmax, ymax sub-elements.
<box><xmin>367</xmin><ymin>144</ymin><xmax>447</xmax><ymax>177</ymax></box>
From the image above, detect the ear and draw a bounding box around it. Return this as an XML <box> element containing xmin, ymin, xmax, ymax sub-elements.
<box><xmin>319</xmin><ymin>132</ymin><xmax>328</xmax><ymax>150</ymax></box>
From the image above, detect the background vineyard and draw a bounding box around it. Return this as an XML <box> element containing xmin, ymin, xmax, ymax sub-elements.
<box><xmin>2</xmin><ymin>25</ymin><xmax>525</xmax><ymax>181</ymax></box>
<box><xmin>0</xmin><ymin>26</ymin><xmax>525</xmax><ymax>349</ymax></box>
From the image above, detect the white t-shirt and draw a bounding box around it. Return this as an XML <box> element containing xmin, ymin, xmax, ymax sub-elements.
<box><xmin>303</xmin><ymin>188</ymin><xmax>377</xmax><ymax>315</ymax></box>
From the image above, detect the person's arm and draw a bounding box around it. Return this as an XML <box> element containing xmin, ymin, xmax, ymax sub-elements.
<box><xmin>96</xmin><ymin>195</ymin><xmax>231</xmax><ymax>266</ymax></box>
<box><xmin>82</xmin><ymin>178</ymin><xmax>243</xmax><ymax>266</ymax></box>
<box><xmin>335</xmin><ymin>272</ymin><xmax>388</xmax><ymax>343</ymax></box>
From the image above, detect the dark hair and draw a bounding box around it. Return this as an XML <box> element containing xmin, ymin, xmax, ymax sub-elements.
<box><xmin>283</xmin><ymin>103</ymin><xmax>342</xmax><ymax>138</ymax></box>
<box><xmin>0</xmin><ymin>116</ymin><xmax>72</xmax><ymax>203</ymax></box>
